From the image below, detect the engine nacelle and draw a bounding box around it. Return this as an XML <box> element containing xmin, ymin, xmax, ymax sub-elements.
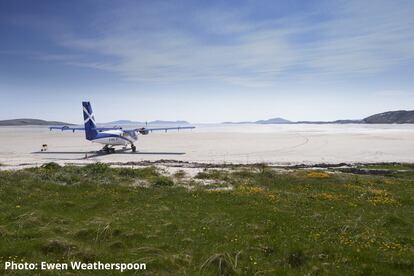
<box><xmin>139</xmin><ymin>129</ymin><xmax>149</xmax><ymax>135</ymax></box>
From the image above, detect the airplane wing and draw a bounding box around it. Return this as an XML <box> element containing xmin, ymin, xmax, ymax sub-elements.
<box><xmin>50</xmin><ymin>125</ymin><xmax>194</xmax><ymax>134</ymax></box>
<box><xmin>49</xmin><ymin>126</ymin><xmax>122</xmax><ymax>132</ymax></box>
<box><xmin>131</xmin><ymin>126</ymin><xmax>195</xmax><ymax>134</ymax></box>
<box><xmin>49</xmin><ymin>126</ymin><xmax>84</xmax><ymax>132</ymax></box>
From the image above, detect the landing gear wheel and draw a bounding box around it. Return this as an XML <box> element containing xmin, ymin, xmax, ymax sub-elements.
<box><xmin>131</xmin><ymin>145</ymin><xmax>136</xmax><ymax>152</ymax></box>
<box><xmin>102</xmin><ymin>145</ymin><xmax>115</xmax><ymax>154</ymax></box>
<box><xmin>102</xmin><ymin>145</ymin><xmax>110</xmax><ymax>153</ymax></box>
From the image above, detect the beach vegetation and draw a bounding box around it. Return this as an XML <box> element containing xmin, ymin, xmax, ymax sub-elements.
<box><xmin>0</xmin><ymin>164</ymin><xmax>413</xmax><ymax>274</ymax></box>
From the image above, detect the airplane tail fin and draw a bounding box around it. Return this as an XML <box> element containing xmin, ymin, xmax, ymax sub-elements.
<box><xmin>82</xmin><ymin>101</ymin><xmax>98</xmax><ymax>140</ymax></box>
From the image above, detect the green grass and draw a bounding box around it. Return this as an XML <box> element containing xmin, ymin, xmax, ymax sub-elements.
<box><xmin>195</xmin><ymin>169</ymin><xmax>231</xmax><ymax>181</ymax></box>
<box><xmin>0</xmin><ymin>163</ymin><xmax>413</xmax><ymax>275</ymax></box>
<box><xmin>357</xmin><ymin>163</ymin><xmax>414</xmax><ymax>171</ymax></box>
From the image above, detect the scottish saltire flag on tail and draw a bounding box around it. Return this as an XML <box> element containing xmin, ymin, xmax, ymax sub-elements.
<box><xmin>82</xmin><ymin>101</ymin><xmax>98</xmax><ymax>140</ymax></box>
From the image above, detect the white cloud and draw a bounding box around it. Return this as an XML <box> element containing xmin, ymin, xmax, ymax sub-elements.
<box><xmin>301</xmin><ymin>1</ymin><xmax>414</xmax><ymax>74</ymax></box>
<box><xmin>55</xmin><ymin>0</ymin><xmax>414</xmax><ymax>86</ymax></box>
<box><xmin>61</xmin><ymin>29</ymin><xmax>298</xmax><ymax>84</ymax></box>
<box><xmin>373</xmin><ymin>90</ymin><xmax>414</xmax><ymax>97</ymax></box>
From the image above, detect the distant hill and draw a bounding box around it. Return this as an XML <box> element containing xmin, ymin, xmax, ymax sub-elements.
<box><xmin>106</xmin><ymin>120</ymin><xmax>138</xmax><ymax>125</ymax></box>
<box><xmin>223</xmin><ymin>117</ymin><xmax>291</xmax><ymax>124</ymax></box>
<box><xmin>223</xmin><ymin>110</ymin><xmax>414</xmax><ymax>125</ymax></box>
<box><xmin>362</xmin><ymin>110</ymin><xmax>414</xmax><ymax>124</ymax></box>
<box><xmin>255</xmin><ymin>117</ymin><xmax>291</xmax><ymax>124</ymax></box>
<box><xmin>223</xmin><ymin>117</ymin><xmax>360</xmax><ymax>124</ymax></box>
<box><xmin>106</xmin><ymin>120</ymin><xmax>190</xmax><ymax>125</ymax></box>
<box><xmin>295</xmin><ymin>119</ymin><xmax>362</xmax><ymax>124</ymax></box>
<box><xmin>0</xmin><ymin>118</ymin><xmax>72</xmax><ymax>126</ymax></box>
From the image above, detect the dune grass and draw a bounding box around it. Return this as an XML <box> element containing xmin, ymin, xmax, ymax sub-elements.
<box><xmin>0</xmin><ymin>163</ymin><xmax>413</xmax><ymax>275</ymax></box>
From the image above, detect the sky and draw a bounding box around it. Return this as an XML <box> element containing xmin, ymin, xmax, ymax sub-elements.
<box><xmin>0</xmin><ymin>0</ymin><xmax>413</xmax><ymax>123</ymax></box>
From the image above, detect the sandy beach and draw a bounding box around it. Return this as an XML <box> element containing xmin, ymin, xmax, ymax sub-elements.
<box><xmin>0</xmin><ymin>124</ymin><xmax>414</xmax><ymax>168</ymax></box>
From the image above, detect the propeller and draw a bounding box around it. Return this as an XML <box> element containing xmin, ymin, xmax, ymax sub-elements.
<box><xmin>137</xmin><ymin>127</ymin><xmax>149</xmax><ymax>135</ymax></box>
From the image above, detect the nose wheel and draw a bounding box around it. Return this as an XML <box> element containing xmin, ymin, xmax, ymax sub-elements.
<box><xmin>131</xmin><ymin>144</ymin><xmax>136</xmax><ymax>152</ymax></box>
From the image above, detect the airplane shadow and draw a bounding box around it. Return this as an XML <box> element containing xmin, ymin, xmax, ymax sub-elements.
<box><xmin>32</xmin><ymin>150</ymin><xmax>186</xmax><ymax>156</ymax></box>
<box><xmin>126</xmin><ymin>152</ymin><xmax>185</xmax><ymax>155</ymax></box>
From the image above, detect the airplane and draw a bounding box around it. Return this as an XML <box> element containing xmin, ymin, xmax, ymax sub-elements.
<box><xmin>50</xmin><ymin>101</ymin><xmax>195</xmax><ymax>153</ymax></box>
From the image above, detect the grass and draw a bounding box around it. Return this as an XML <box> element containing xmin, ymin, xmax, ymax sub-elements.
<box><xmin>195</xmin><ymin>169</ymin><xmax>230</xmax><ymax>181</ymax></box>
<box><xmin>173</xmin><ymin>169</ymin><xmax>187</xmax><ymax>179</ymax></box>
<box><xmin>0</xmin><ymin>163</ymin><xmax>413</xmax><ymax>275</ymax></box>
<box><xmin>357</xmin><ymin>163</ymin><xmax>414</xmax><ymax>171</ymax></box>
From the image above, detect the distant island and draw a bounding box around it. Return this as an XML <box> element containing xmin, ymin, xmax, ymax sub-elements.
<box><xmin>223</xmin><ymin>117</ymin><xmax>291</xmax><ymax>124</ymax></box>
<box><xmin>294</xmin><ymin>120</ymin><xmax>362</xmax><ymax>124</ymax></box>
<box><xmin>255</xmin><ymin>117</ymin><xmax>291</xmax><ymax>124</ymax></box>
<box><xmin>362</xmin><ymin>110</ymin><xmax>414</xmax><ymax>124</ymax></box>
<box><xmin>0</xmin><ymin>118</ymin><xmax>72</xmax><ymax>126</ymax></box>
<box><xmin>2</xmin><ymin>110</ymin><xmax>413</xmax><ymax>126</ymax></box>
<box><xmin>223</xmin><ymin>117</ymin><xmax>360</xmax><ymax>125</ymax></box>
<box><xmin>223</xmin><ymin>110</ymin><xmax>414</xmax><ymax>124</ymax></box>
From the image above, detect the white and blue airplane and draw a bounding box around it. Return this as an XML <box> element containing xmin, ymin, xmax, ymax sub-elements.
<box><xmin>50</xmin><ymin>101</ymin><xmax>195</xmax><ymax>153</ymax></box>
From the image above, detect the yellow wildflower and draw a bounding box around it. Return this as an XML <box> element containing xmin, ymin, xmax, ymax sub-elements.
<box><xmin>306</xmin><ymin>171</ymin><xmax>330</xmax><ymax>179</ymax></box>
